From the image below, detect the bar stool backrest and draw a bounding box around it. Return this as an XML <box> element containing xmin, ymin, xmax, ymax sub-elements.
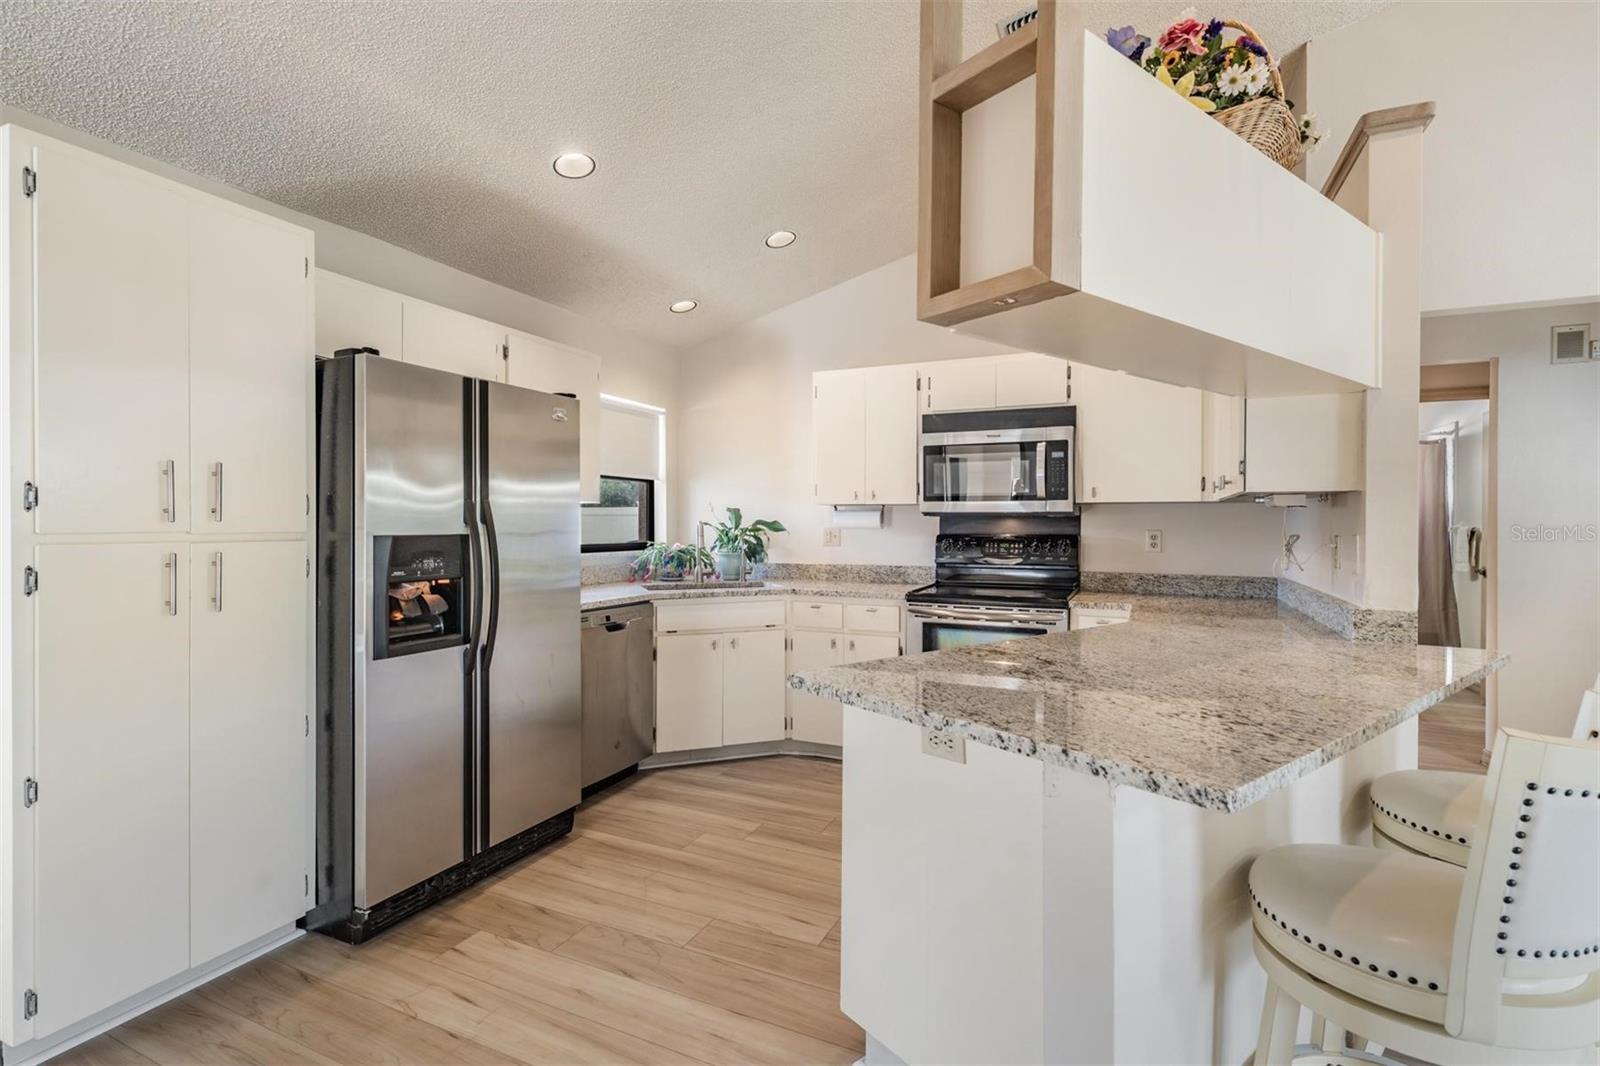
<box><xmin>1446</xmin><ymin>728</ymin><xmax>1600</xmax><ymax>1047</ymax></box>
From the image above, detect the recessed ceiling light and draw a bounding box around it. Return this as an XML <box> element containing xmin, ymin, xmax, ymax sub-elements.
<box><xmin>552</xmin><ymin>152</ymin><xmax>596</xmax><ymax>179</ymax></box>
<box><xmin>669</xmin><ymin>299</ymin><xmax>698</xmax><ymax>314</ymax></box>
<box><xmin>764</xmin><ymin>229</ymin><xmax>797</xmax><ymax>249</ymax></box>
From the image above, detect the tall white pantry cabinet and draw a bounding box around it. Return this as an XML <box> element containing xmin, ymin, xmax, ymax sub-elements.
<box><xmin>1</xmin><ymin>126</ymin><xmax>315</xmax><ymax>1053</ymax></box>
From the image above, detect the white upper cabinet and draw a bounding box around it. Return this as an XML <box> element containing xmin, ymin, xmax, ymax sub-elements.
<box><xmin>1246</xmin><ymin>394</ymin><xmax>1365</xmax><ymax>494</ymax></box>
<box><xmin>314</xmin><ymin>269</ymin><xmax>402</xmax><ymax>360</ymax></box>
<box><xmin>862</xmin><ymin>364</ymin><xmax>919</xmax><ymax>504</ymax></box>
<box><xmin>189</xmin><ymin>201</ymin><xmax>311</xmax><ymax>534</ymax></box>
<box><xmin>1073</xmin><ymin>363</ymin><xmax>1202</xmax><ymax>503</ymax></box>
<box><xmin>505</xmin><ymin>330</ymin><xmax>603</xmax><ymax>503</ymax></box>
<box><xmin>402</xmin><ymin>298</ymin><xmax>505</xmax><ymax>382</ymax></box>
<box><xmin>813</xmin><ymin>369</ymin><xmax>868</xmax><ymax>504</ymax></box>
<box><xmin>32</xmin><ymin>142</ymin><xmax>192</xmax><ymax>534</ymax></box>
<box><xmin>1201</xmin><ymin>392</ymin><xmax>1247</xmax><ymax>501</ymax></box>
<box><xmin>812</xmin><ymin>365</ymin><xmax>919</xmax><ymax>506</ymax></box>
<box><xmin>923</xmin><ymin>357</ymin><xmax>997</xmax><ymax>412</ymax></box>
<box><xmin>994</xmin><ymin>354</ymin><xmax>1070</xmax><ymax>407</ymax></box>
<box><xmin>918</xmin><ymin>11</ymin><xmax>1379</xmax><ymax>394</ymax></box>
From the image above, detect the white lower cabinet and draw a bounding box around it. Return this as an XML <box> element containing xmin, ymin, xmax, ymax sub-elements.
<box><xmin>722</xmin><ymin>629</ymin><xmax>788</xmax><ymax>746</ymax></box>
<box><xmin>656</xmin><ymin>598</ymin><xmax>905</xmax><ymax>755</ymax></box>
<box><xmin>188</xmin><ymin>541</ymin><xmax>308</xmax><ymax>966</ymax></box>
<box><xmin>34</xmin><ymin>544</ymin><xmax>191</xmax><ymax>1037</ymax></box>
<box><xmin>788</xmin><ymin>630</ymin><xmax>845</xmax><ymax>745</ymax></box>
<box><xmin>656</xmin><ymin>632</ymin><xmax>726</xmax><ymax>752</ymax></box>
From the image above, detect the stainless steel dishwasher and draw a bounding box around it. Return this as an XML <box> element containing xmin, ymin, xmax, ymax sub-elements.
<box><xmin>579</xmin><ymin>602</ymin><xmax>655</xmax><ymax>790</ymax></box>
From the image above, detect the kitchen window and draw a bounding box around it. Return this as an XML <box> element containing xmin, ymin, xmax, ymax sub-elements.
<box><xmin>583</xmin><ymin>475</ymin><xmax>654</xmax><ymax>552</ymax></box>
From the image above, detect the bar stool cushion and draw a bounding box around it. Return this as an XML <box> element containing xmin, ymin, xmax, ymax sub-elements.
<box><xmin>1249</xmin><ymin>843</ymin><xmax>1463</xmax><ymax>1024</ymax></box>
<box><xmin>1369</xmin><ymin>769</ymin><xmax>1481</xmax><ymax>866</ymax></box>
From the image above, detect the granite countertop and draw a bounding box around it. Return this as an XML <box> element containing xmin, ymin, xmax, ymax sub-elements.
<box><xmin>789</xmin><ymin>594</ymin><xmax>1506</xmax><ymax>813</ymax></box>
<box><xmin>580</xmin><ymin>579</ymin><xmax>920</xmax><ymax>612</ymax></box>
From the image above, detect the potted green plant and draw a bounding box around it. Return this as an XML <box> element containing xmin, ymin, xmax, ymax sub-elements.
<box><xmin>629</xmin><ymin>542</ymin><xmax>714</xmax><ymax>583</ymax></box>
<box><xmin>709</xmin><ymin>507</ymin><xmax>787</xmax><ymax>581</ymax></box>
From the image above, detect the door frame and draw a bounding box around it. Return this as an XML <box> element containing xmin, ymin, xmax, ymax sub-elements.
<box><xmin>1419</xmin><ymin>358</ymin><xmax>1498</xmax><ymax>763</ymax></box>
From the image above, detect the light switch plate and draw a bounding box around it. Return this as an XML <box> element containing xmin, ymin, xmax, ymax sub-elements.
<box><xmin>822</xmin><ymin>527</ymin><xmax>842</xmax><ymax>547</ymax></box>
<box><xmin>1145</xmin><ymin>529</ymin><xmax>1162</xmax><ymax>553</ymax></box>
<box><xmin>922</xmin><ymin>727</ymin><xmax>966</xmax><ymax>763</ymax></box>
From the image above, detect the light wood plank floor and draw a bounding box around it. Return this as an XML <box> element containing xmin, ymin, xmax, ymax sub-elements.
<box><xmin>57</xmin><ymin>757</ymin><xmax>860</xmax><ymax>1066</ymax></box>
<box><xmin>1417</xmin><ymin>685</ymin><xmax>1488</xmax><ymax>774</ymax></box>
<box><xmin>55</xmin><ymin>720</ymin><xmax>1479</xmax><ymax>1066</ymax></box>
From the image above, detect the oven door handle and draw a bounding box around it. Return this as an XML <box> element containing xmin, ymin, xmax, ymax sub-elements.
<box><xmin>909</xmin><ymin>607</ymin><xmax>1063</xmax><ymax>626</ymax></box>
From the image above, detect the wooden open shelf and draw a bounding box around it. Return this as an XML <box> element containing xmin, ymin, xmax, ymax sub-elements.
<box><xmin>918</xmin><ymin>0</ymin><xmax>1069</xmax><ymax>328</ymax></box>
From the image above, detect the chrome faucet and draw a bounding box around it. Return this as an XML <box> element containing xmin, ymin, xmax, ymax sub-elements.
<box><xmin>695</xmin><ymin>520</ymin><xmax>715</xmax><ymax>585</ymax></box>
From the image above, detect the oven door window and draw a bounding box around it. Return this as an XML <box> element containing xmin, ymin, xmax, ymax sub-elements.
<box><xmin>922</xmin><ymin>442</ymin><xmax>1042</xmax><ymax>502</ymax></box>
<box><xmin>921</xmin><ymin>621</ymin><xmax>1049</xmax><ymax>652</ymax></box>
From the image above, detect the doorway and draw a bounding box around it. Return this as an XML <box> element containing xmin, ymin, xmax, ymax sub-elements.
<box><xmin>1418</xmin><ymin>361</ymin><xmax>1497</xmax><ymax>769</ymax></box>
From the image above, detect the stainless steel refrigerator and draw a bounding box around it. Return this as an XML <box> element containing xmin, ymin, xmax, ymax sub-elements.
<box><xmin>310</xmin><ymin>351</ymin><xmax>579</xmax><ymax>942</ymax></box>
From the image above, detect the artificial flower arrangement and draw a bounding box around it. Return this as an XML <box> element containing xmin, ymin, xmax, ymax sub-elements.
<box><xmin>1105</xmin><ymin>9</ymin><xmax>1324</xmax><ymax>168</ymax></box>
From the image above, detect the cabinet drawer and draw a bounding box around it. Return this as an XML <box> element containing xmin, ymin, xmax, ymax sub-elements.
<box><xmin>790</xmin><ymin>600</ymin><xmax>844</xmax><ymax>629</ymax></box>
<box><xmin>657</xmin><ymin>598</ymin><xmax>786</xmax><ymax>633</ymax></box>
<box><xmin>844</xmin><ymin>603</ymin><xmax>900</xmax><ymax>633</ymax></box>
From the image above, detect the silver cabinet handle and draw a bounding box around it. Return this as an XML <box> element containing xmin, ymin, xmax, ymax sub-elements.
<box><xmin>848</xmin><ymin>639</ymin><xmax>856</xmax><ymax>652</ymax></box>
<box><xmin>160</xmin><ymin>459</ymin><xmax>176</xmax><ymax>522</ymax></box>
<box><xmin>710</xmin><ymin>638</ymin><xmax>718</xmax><ymax>651</ymax></box>
<box><xmin>864</xmin><ymin>607</ymin><xmax>878</xmax><ymax>613</ymax></box>
<box><xmin>211</xmin><ymin>551</ymin><xmax>223</xmax><ymax>612</ymax></box>
<box><xmin>210</xmin><ymin>461</ymin><xmax>224</xmax><ymax>522</ymax></box>
<box><xmin>870</xmin><ymin>489</ymin><xmax>876</xmax><ymax>500</ymax></box>
<box><xmin>163</xmin><ymin>552</ymin><xmax>178</xmax><ymax>615</ymax></box>
<box><xmin>830</xmin><ymin>638</ymin><xmax>837</xmax><ymax>649</ymax></box>
<box><xmin>729</xmin><ymin>637</ymin><xmax>738</xmax><ymax>649</ymax></box>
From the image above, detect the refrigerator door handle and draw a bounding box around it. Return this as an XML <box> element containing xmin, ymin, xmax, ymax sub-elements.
<box><xmin>482</xmin><ymin>497</ymin><xmax>501</xmax><ymax>668</ymax></box>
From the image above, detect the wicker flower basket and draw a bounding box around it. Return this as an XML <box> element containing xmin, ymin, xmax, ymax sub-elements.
<box><xmin>1211</xmin><ymin>19</ymin><xmax>1302</xmax><ymax>170</ymax></box>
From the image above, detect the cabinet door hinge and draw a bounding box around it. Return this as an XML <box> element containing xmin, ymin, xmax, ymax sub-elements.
<box><xmin>22</xmin><ymin>166</ymin><xmax>37</xmax><ymax>198</ymax></box>
<box><xmin>23</xmin><ymin>565</ymin><xmax>39</xmax><ymax>596</ymax></box>
<box><xmin>23</xmin><ymin>988</ymin><xmax>37</xmax><ymax>1020</ymax></box>
<box><xmin>304</xmin><ymin>873</ymin><xmax>310</xmax><ymax>896</ymax></box>
<box><xmin>304</xmin><ymin>257</ymin><xmax>309</xmax><ymax>278</ymax></box>
<box><xmin>305</xmin><ymin>493</ymin><xmax>310</xmax><ymax>515</ymax></box>
<box><xmin>1066</xmin><ymin>383</ymin><xmax>1072</xmax><ymax>400</ymax></box>
<box><xmin>22</xmin><ymin>480</ymin><xmax>39</xmax><ymax>511</ymax></box>
<box><xmin>305</xmin><ymin>556</ymin><xmax>311</xmax><ymax>578</ymax></box>
<box><xmin>23</xmin><ymin>777</ymin><xmax>39</xmax><ymax>808</ymax></box>
<box><xmin>1238</xmin><ymin>458</ymin><xmax>1246</xmax><ymax>476</ymax></box>
<box><xmin>304</xmin><ymin>715</ymin><xmax>310</xmax><ymax>737</ymax></box>
<box><xmin>1201</xmin><ymin>475</ymin><xmax>1207</xmax><ymax>493</ymax></box>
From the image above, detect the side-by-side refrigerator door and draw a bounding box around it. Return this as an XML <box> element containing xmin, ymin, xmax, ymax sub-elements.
<box><xmin>480</xmin><ymin>381</ymin><xmax>581</xmax><ymax>848</ymax></box>
<box><xmin>358</xmin><ymin>357</ymin><xmax>471</xmax><ymax>907</ymax></box>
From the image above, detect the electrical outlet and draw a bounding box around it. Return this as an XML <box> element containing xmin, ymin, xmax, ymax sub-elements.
<box><xmin>921</xmin><ymin>727</ymin><xmax>966</xmax><ymax>763</ymax></box>
<box><xmin>1145</xmin><ymin>529</ymin><xmax>1162</xmax><ymax>553</ymax></box>
<box><xmin>821</xmin><ymin>527</ymin><xmax>842</xmax><ymax>547</ymax></box>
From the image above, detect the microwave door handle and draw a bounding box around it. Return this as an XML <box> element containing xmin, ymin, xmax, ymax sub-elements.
<box><xmin>1036</xmin><ymin>442</ymin><xmax>1047</xmax><ymax>501</ymax></box>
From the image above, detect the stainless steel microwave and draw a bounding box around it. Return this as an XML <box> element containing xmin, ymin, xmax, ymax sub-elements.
<box><xmin>919</xmin><ymin>406</ymin><xmax>1076</xmax><ymax>515</ymax></box>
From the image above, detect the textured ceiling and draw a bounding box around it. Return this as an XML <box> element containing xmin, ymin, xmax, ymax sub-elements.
<box><xmin>1</xmin><ymin>0</ymin><xmax>1385</xmax><ymax>348</ymax></box>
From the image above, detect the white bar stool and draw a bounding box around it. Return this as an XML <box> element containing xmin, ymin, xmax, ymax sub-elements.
<box><xmin>1371</xmin><ymin>681</ymin><xmax>1599</xmax><ymax>866</ymax></box>
<box><xmin>1249</xmin><ymin>727</ymin><xmax>1600</xmax><ymax>1066</ymax></box>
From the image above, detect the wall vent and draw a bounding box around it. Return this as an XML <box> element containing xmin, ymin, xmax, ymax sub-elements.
<box><xmin>1551</xmin><ymin>323</ymin><xmax>1592</xmax><ymax>364</ymax></box>
<box><xmin>996</xmin><ymin>5</ymin><xmax>1037</xmax><ymax>38</ymax></box>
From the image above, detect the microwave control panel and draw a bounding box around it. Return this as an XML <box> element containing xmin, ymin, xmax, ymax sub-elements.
<box><xmin>1045</xmin><ymin>444</ymin><xmax>1071</xmax><ymax>497</ymax></box>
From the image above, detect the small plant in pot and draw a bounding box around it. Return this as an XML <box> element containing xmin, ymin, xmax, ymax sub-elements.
<box><xmin>629</xmin><ymin>542</ymin><xmax>714</xmax><ymax>583</ymax></box>
<box><xmin>709</xmin><ymin>507</ymin><xmax>787</xmax><ymax>582</ymax></box>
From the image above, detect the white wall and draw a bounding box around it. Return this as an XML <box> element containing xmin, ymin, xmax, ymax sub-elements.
<box><xmin>1422</xmin><ymin>304</ymin><xmax>1600</xmax><ymax>737</ymax></box>
<box><xmin>1307</xmin><ymin>1</ymin><xmax>1600</xmax><ymax>315</ymax></box>
<box><xmin>0</xmin><ymin>105</ymin><xmax>680</xmax><ymax>414</ymax></box>
<box><xmin>675</xmin><ymin>255</ymin><xmax>1286</xmax><ymax>573</ymax></box>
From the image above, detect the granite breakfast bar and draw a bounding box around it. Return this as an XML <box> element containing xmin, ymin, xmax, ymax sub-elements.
<box><xmin>789</xmin><ymin>596</ymin><xmax>1505</xmax><ymax>1066</ymax></box>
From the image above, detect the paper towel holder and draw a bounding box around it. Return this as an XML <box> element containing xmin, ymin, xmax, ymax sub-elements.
<box><xmin>829</xmin><ymin>505</ymin><xmax>885</xmax><ymax>529</ymax></box>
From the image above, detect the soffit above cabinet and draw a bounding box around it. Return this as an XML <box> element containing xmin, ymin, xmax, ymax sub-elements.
<box><xmin>919</xmin><ymin>2</ymin><xmax>1381</xmax><ymax>397</ymax></box>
